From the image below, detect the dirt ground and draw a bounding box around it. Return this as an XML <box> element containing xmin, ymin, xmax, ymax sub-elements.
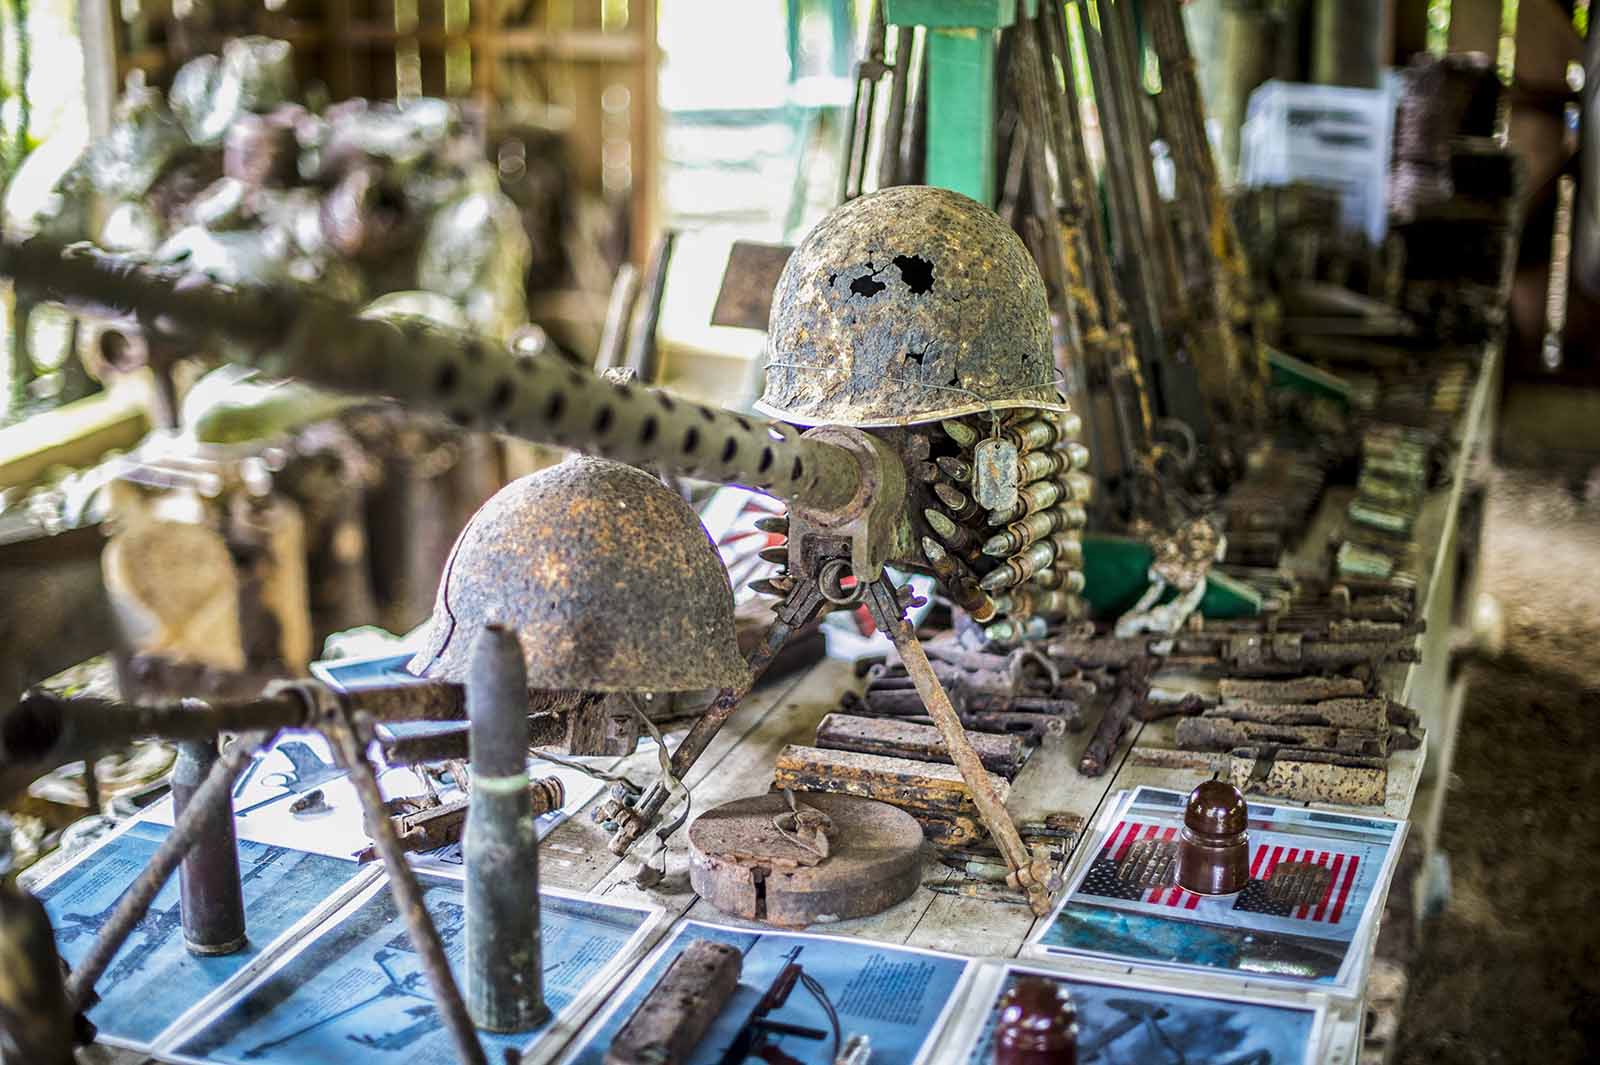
<box><xmin>1392</xmin><ymin>467</ymin><xmax>1600</xmax><ymax>1064</ymax></box>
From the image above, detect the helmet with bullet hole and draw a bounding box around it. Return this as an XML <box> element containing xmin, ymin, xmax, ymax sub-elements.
<box><xmin>408</xmin><ymin>456</ymin><xmax>750</xmax><ymax>692</ymax></box>
<box><xmin>756</xmin><ymin>185</ymin><xmax>1069</xmax><ymax>428</ymax></box>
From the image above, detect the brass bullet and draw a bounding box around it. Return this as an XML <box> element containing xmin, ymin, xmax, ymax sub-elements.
<box><xmin>934</xmin><ymin>482</ymin><xmax>985</xmax><ymax>523</ymax></box>
<box><xmin>1003</xmin><ymin>418</ymin><xmax>1058</xmax><ymax>453</ymax></box>
<box><xmin>1019</xmin><ymin>449</ymin><xmax>1068</xmax><ymax>483</ymax></box>
<box><xmin>921</xmin><ymin>536</ymin><xmax>997</xmax><ymax>622</ymax></box>
<box><xmin>942</xmin><ymin>419</ymin><xmax>979</xmax><ymax>448</ymax></box>
<box><xmin>758</xmin><ymin>546</ymin><xmax>789</xmax><ymax>565</ymax></box>
<box><xmin>924</xmin><ymin>508</ymin><xmax>982</xmax><ymax>560</ymax></box>
<box><xmin>935</xmin><ymin>455</ymin><xmax>973</xmax><ymax>483</ymax></box>
<box><xmin>753</xmin><ymin>515</ymin><xmax>789</xmax><ymax>535</ymax></box>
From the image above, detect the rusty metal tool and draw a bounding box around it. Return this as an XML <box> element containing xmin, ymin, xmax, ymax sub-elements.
<box><xmin>605</xmin><ymin>938</ymin><xmax>742</xmax><ymax>1065</ymax></box>
<box><xmin>328</xmin><ymin>716</ymin><xmax>488</xmax><ymax>1065</ymax></box>
<box><xmin>1078</xmin><ymin>658</ymin><xmax>1154</xmax><ymax>778</ymax></box>
<box><xmin>815</xmin><ymin>712</ymin><xmax>1025</xmax><ymax>776</ymax></box>
<box><xmin>463</xmin><ymin>624</ymin><xmax>548</xmax><ymax>1033</ymax></box>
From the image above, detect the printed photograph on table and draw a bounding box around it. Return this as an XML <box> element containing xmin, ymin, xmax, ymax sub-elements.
<box><xmin>1029</xmin><ymin>786</ymin><xmax>1406</xmax><ymax>994</ymax></box>
<box><xmin>946</xmin><ymin>960</ymin><xmax>1325</xmax><ymax>1065</ymax></box>
<box><xmin>30</xmin><ymin>819</ymin><xmax>367</xmax><ymax>1051</ymax></box>
<box><xmin>561</xmin><ymin>919</ymin><xmax>973</xmax><ymax>1065</ymax></box>
<box><xmin>161</xmin><ymin>871</ymin><xmax>658</xmax><ymax>1064</ymax></box>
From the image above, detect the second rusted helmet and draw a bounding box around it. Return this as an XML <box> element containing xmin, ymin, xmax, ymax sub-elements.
<box><xmin>408</xmin><ymin>456</ymin><xmax>749</xmax><ymax>692</ymax></box>
<box><xmin>756</xmin><ymin>184</ymin><xmax>1067</xmax><ymax>427</ymax></box>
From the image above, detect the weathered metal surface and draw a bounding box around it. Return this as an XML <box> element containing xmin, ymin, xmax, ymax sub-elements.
<box><xmin>1227</xmin><ymin>746</ymin><xmax>1389</xmax><ymax>807</ymax></box>
<box><xmin>464</xmin><ymin>625</ymin><xmax>548</xmax><ymax>1033</ymax></box>
<box><xmin>771</xmin><ymin>744</ymin><xmax>1010</xmax><ymax>816</ymax></box>
<box><xmin>605</xmin><ymin>938</ymin><xmax>743</xmax><ymax>1065</ymax></box>
<box><xmin>1217</xmin><ymin>676</ymin><xmax>1368</xmax><ymax>704</ymax></box>
<box><xmin>688</xmin><ymin>792</ymin><xmax>924</xmax><ymax>926</ymax></box>
<box><xmin>410</xmin><ymin>457</ymin><xmax>749</xmax><ymax>694</ymax></box>
<box><xmin>815</xmin><ymin>712</ymin><xmax>1024</xmax><ymax>775</ymax></box>
<box><xmin>1175</xmin><ymin>717</ymin><xmax>1389</xmax><ymax>757</ymax></box>
<box><xmin>1079</xmin><ymin>661</ymin><xmax>1152</xmax><ymax>777</ymax></box>
<box><xmin>358</xmin><ymin>777</ymin><xmax>562</xmax><ymax>861</ymax></box>
<box><xmin>757</xmin><ymin>185</ymin><xmax>1066</xmax><ymax>427</ymax></box>
<box><xmin>172</xmin><ymin>738</ymin><xmax>247</xmax><ymax>955</ymax></box>
<box><xmin>1202</xmin><ymin>698</ymin><xmax>1391</xmax><ymax>732</ymax></box>
<box><xmin>710</xmin><ymin>241</ymin><xmax>794</xmax><ymax>329</ymax></box>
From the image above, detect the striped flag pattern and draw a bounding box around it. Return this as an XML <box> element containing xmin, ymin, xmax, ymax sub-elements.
<box><xmin>1093</xmin><ymin>820</ymin><xmax>1362</xmax><ymax>924</ymax></box>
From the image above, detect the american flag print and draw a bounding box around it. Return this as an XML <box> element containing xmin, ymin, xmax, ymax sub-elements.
<box><xmin>1083</xmin><ymin>820</ymin><xmax>1363</xmax><ymax>925</ymax></box>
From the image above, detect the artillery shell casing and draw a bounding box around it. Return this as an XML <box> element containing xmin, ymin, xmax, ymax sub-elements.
<box><xmin>466</xmin><ymin>625</ymin><xmax>548</xmax><ymax>1032</ymax></box>
<box><xmin>174</xmin><ymin>738</ymin><xmax>247</xmax><ymax>956</ymax></box>
<box><xmin>934</xmin><ymin>482</ymin><xmax>985</xmax><ymax>523</ymax></box>
<box><xmin>935</xmin><ymin>456</ymin><xmax>973</xmax><ymax>483</ymax></box>
<box><xmin>942</xmin><ymin>419</ymin><xmax>979</xmax><ymax>448</ymax></box>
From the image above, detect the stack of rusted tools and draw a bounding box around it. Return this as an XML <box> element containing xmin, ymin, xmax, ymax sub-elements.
<box><xmin>1220</xmin><ymin>447</ymin><xmax>1330</xmax><ymax>569</ymax></box>
<box><xmin>773</xmin><ymin>641</ymin><xmax>1087</xmax><ymax>893</ymax></box>
<box><xmin>1106</xmin><ymin>574</ymin><xmax>1427</xmax><ymax>806</ymax></box>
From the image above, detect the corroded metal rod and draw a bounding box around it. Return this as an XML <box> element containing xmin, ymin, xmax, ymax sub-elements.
<box><xmin>330</xmin><ymin>719</ymin><xmax>489</xmax><ymax>1065</ymax></box>
<box><xmin>66</xmin><ymin>731</ymin><xmax>270</xmax><ymax>1009</ymax></box>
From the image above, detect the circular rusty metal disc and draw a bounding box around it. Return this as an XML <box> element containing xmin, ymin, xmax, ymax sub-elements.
<box><xmin>688</xmin><ymin>792</ymin><xmax>924</xmax><ymax>927</ymax></box>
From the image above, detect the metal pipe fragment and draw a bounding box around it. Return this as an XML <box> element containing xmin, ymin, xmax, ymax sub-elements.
<box><xmin>173</xmin><ymin>739</ymin><xmax>247</xmax><ymax>956</ymax></box>
<box><xmin>67</xmin><ymin>731</ymin><xmax>271</xmax><ymax>1010</ymax></box>
<box><xmin>465</xmin><ymin>624</ymin><xmax>547</xmax><ymax>1033</ymax></box>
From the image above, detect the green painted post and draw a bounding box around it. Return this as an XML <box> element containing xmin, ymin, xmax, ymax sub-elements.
<box><xmin>884</xmin><ymin>0</ymin><xmax>1019</xmax><ymax>204</ymax></box>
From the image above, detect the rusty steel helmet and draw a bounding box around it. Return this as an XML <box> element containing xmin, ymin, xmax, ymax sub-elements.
<box><xmin>408</xmin><ymin>456</ymin><xmax>749</xmax><ymax>692</ymax></box>
<box><xmin>756</xmin><ymin>184</ymin><xmax>1068</xmax><ymax>427</ymax></box>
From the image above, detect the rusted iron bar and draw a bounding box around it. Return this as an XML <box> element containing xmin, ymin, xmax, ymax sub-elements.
<box><xmin>772</xmin><ymin>744</ymin><xmax>1009</xmax><ymax>815</ymax></box>
<box><xmin>66</xmin><ymin>730</ymin><xmax>271</xmax><ymax>1009</ymax></box>
<box><xmin>815</xmin><ymin>713</ymin><xmax>1025</xmax><ymax>775</ymax></box>
<box><xmin>330</xmin><ymin>719</ymin><xmax>488</xmax><ymax>1065</ymax></box>
<box><xmin>1202</xmin><ymin>699</ymin><xmax>1392</xmax><ymax>732</ymax></box>
<box><xmin>867</xmin><ymin>579</ymin><xmax>1055</xmax><ymax>915</ymax></box>
<box><xmin>1174</xmin><ymin>717</ymin><xmax>1389</xmax><ymax>757</ymax></box>
<box><xmin>605</xmin><ymin>939</ymin><xmax>743</xmax><ymax>1065</ymax></box>
<box><xmin>1079</xmin><ymin>660</ymin><xmax>1154</xmax><ymax>777</ymax></box>
<box><xmin>1217</xmin><ymin>676</ymin><xmax>1369</xmax><ymax>704</ymax></box>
